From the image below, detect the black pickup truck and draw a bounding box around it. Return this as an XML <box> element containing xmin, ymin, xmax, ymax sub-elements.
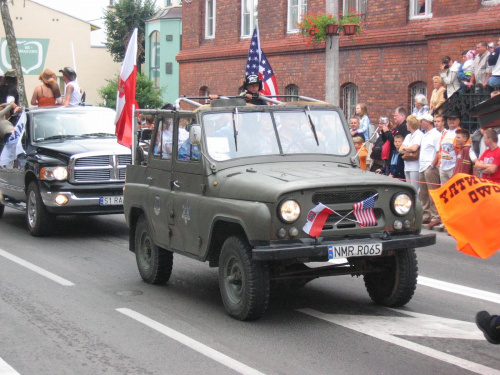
<box><xmin>0</xmin><ymin>106</ymin><xmax>131</xmax><ymax>236</ymax></box>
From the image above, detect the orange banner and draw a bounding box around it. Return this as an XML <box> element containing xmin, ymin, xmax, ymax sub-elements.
<box><xmin>429</xmin><ymin>173</ymin><xmax>500</xmax><ymax>259</ymax></box>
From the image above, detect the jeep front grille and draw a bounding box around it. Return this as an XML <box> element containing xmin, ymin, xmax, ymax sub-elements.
<box><xmin>312</xmin><ymin>190</ymin><xmax>378</xmax><ymax>205</ymax></box>
<box><xmin>70</xmin><ymin>154</ymin><xmax>131</xmax><ymax>183</ymax></box>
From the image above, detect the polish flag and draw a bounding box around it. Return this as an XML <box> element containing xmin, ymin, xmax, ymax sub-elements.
<box><xmin>115</xmin><ymin>28</ymin><xmax>138</xmax><ymax>148</ymax></box>
<box><xmin>302</xmin><ymin>203</ymin><xmax>334</xmax><ymax>238</ymax></box>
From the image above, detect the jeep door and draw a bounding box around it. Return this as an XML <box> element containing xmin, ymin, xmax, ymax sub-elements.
<box><xmin>0</xmin><ymin>113</ymin><xmax>28</xmax><ymax>201</ymax></box>
<box><xmin>146</xmin><ymin>115</ymin><xmax>175</xmax><ymax>249</ymax></box>
<box><xmin>168</xmin><ymin>115</ymin><xmax>203</xmax><ymax>256</ymax></box>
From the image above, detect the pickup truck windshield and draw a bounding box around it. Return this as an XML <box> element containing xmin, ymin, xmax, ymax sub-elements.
<box><xmin>32</xmin><ymin>110</ymin><xmax>116</xmax><ymax>142</ymax></box>
<box><xmin>203</xmin><ymin>110</ymin><xmax>350</xmax><ymax>161</ymax></box>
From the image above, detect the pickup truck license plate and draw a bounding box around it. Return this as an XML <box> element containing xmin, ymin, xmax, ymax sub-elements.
<box><xmin>100</xmin><ymin>196</ymin><xmax>123</xmax><ymax>206</ymax></box>
<box><xmin>328</xmin><ymin>243</ymin><xmax>382</xmax><ymax>259</ymax></box>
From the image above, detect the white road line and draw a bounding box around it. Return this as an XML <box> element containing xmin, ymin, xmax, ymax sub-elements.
<box><xmin>0</xmin><ymin>357</ymin><xmax>21</xmax><ymax>375</ymax></box>
<box><xmin>418</xmin><ymin>276</ymin><xmax>500</xmax><ymax>304</ymax></box>
<box><xmin>116</xmin><ymin>308</ymin><xmax>265</xmax><ymax>375</ymax></box>
<box><xmin>0</xmin><ymin>248</ymin><xmax>74</xmax><ymax>286</ymax></box>
<box><xmin>299</xmin><ymin>309</ymin><xmax>500</xmax><ymax>375</ymax></box>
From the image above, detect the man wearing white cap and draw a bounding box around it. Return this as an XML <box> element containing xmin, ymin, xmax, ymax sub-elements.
<box><xmin>418</xmin><ymin>113</ymin><xmax>441</xmax><ymax>228</ymax></box>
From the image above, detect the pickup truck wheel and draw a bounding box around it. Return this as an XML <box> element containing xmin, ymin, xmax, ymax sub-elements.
<box><xmin>219</xmin><ymin>236</ymin><xmax>270</xmax><ymax>321</ymax></box>
<box><xmin>363</xmin><ymin>248</ymin><xmax>418</xmax><ymax>307</ymax></box>
<box><xmin>135</xmin><ymin>216</ymin><xmax>173</xmax><ymax>284</ymax></box>
<box><xmin>26</xmin><ymin>181</ymin><xmax>55</xmax><ymax>236</ymax></box>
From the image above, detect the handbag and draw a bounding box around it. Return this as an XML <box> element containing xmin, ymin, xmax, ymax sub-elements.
<box><xmin>381</xmin><ymin>140</ymin><xmax>391</xmax><ymax>160</ymax></box>
<box><xmin>402</xmin><ymin>149</ymin><xmax>420</xmax><ymax>161</ymax></box>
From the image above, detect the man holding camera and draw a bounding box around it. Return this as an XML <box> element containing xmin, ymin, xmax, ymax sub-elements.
<box><xmin>440</xmin><ymin>56</ymin><xmax>461</xmax><ymax>99</ymax></box>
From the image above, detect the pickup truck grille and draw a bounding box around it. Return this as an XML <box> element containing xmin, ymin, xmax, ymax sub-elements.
<box><xmin>70</xmin><ymin>154</ymin><xmax>131</xmax><ymax>183</ymax></box>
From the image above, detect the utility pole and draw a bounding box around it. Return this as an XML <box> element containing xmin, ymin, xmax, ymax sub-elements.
<box><xmin>0</xmin><ymin>0</ymin><xmax>28</xmax><ymax>107</ymax></box>
<box><xmin>325</xmin><ymin>0</ymin><xmax>339</xmax><ymax>106</ymax></box>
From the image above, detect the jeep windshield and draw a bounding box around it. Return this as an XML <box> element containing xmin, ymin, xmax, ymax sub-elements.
<box><xmin>202</xmin><ymin>109</ymin><xmax>350</xmax><ymax>161</ymax></box>
<box><xmin>32</xmin><ymin>110</ymin><xmax>116</xmax><ymax>142</ymax></box>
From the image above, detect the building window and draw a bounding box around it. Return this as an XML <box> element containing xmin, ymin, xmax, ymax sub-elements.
<box><xmin>342</xmin><ymin>83</ymin><xmax>358</xmax><ymax>121</ymax></box>
<box><xmin>287</xmin><ymin>0</ymin><xmax>307</xmax><ymax>32</ymax></box>
<box><xmin>241</xmin><ymin>0</ymin><xmax>258</xmax><ymax>37</ymax></box>
<box><xmin>409</xmin><ymin>81</ymin><xmax>427</xmax><ymax>109</ymax></box>
<box><xmin>205</xmin><ymin>0</ymin><xmax>216</xmax><ymax>39</ymax></box>
<box><xmin>482</xmin><ymin>0</ymin><xmax>500</xmax><ymax>3</ymax></box>
<box><xmin>149</xmin><ymin>31</ymin><xmax>160</xmax><ymax>89</ymax></box>
<box><xmin>409</xmin><ymin>0</ymin><xmax>432</xmax><ymax>19</ymax></box>
<box><xmin>285</xmin><ymin>84</ymin><xmax>299</xmax><ymax>101</ymax></box>
<box><xmin>343</xmin><ymin>0</ymin><xmax>366</xmax><ymax>15</ymax></box>
<box><xmin>199</xmin><ymin>86</ymin><xmax>210</xmax><ymax>104</ymax></box>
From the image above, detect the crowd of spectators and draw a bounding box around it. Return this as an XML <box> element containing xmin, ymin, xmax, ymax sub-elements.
<box><xmin>357</xmin><ymin>37</ymin><xmax>500</xmax><ymax>230</ymax></box>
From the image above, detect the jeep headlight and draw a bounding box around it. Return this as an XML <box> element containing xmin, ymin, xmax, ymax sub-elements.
<box><xmin>278</xmin><ymin>199</ymin><xmax>301</xmax><ymax>223</ymax></box>
<box><xmin>392</xmin><ymin>193</ymin><xmax>412</xmax><ymax>216</ymax></box>
<box><xmin>40</xmin><ymin>166</ymin><xmax>68</xmax><ymax>181</ymax></box>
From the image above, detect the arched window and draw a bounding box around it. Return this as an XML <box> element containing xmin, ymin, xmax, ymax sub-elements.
<box><xmin>409</xmin><ymin>81</ymin><xmax>427</xmax><ymax>110</ymax></box>
<box><xmin>149</xmin><ymin>31</ymin><xmax>160</xmax><ymax>89</ymax></box>
<box><xmin>199</xmin><ymin>86</ymin><xmax>210</xmax><ymax>104</ymax></box>
<box><xmin>285</xmin><ymin>84</ymin><xmax>299</xmax><ymax>102</ymax></box>
<box><xmin>342</xmin><ymin>83</ymin><xmax>358</xmax><ymax>121</ymax></box>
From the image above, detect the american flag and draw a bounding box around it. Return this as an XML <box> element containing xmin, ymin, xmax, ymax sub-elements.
<box><xmin>245</xmin><ymin>27</ymin><xmax>278</xmax><ymax>97</ymax></box>
<box><xmin>353</xmin><ymin>194</ymin><xmax>378</xmax><ymax>227</ymax></box>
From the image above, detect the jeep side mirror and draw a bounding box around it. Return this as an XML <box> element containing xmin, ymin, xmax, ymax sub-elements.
<box><xmin>189</xmin><ymin>125</ymin><xmax>202</xmax><ymax>145</ymax></box>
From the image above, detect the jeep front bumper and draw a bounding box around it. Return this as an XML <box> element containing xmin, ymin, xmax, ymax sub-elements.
<box><xmin>251</xmin><ymin>233</ymin><xmax>436</xmax><ymax>261</ymax></box>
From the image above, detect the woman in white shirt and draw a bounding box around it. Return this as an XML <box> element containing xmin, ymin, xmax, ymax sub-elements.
<box><xmin>399</xmin><ymin>115</ymin><xmax>423</xmax><ymax>191</ymax></box>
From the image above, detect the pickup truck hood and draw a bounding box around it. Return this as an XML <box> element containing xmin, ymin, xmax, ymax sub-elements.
<box><xmin>34</xmin><ymin>138</ymin><xmax>131</xmax><ymax>163</ymax></box>
<box><xmin>216</xmin><ymin>162</ymin><xmax>409</xmax><ymax>202</ymax></box>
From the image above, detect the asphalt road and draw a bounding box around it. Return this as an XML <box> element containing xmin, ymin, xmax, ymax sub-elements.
<box><xmin>0</xmin><ymin>208</ymin><xmax>499</xmax><ymax>375</ymax></box>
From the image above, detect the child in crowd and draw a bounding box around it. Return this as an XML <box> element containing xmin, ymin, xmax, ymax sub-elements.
<box><xmin>453</xmin><ymin>129</ymin><xmax>476</xmax><ymax>176</ymax></box>
<box><xmin>353</xmin><ymin>136</ymin><xmax>368</xmax><ymax>170</ymax></box>
<box><xmin>377</xmin><ymin>134</ymin><xmax>405</xmax><ymax>179</ymax></box>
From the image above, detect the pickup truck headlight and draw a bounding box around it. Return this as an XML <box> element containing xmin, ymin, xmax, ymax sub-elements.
<box><xmin>40</xmin><ymin>166</ymin><xmax>68</xmax><ymax>181</ymax></box>
<box><xmin>392</xmin><ymin>193</ymin><xmax>412</xmax><ymax>216</ymax></box>
<box><xmin>278</xmin><ymin>199</ymin><xmax>301</xmax><ymax>223</ymax></box>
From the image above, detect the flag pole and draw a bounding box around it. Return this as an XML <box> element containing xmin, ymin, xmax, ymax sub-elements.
<box><xmin>131</xmin><ymin>104</ymin><xmax>136</xmax><ymax>164</ymax></box>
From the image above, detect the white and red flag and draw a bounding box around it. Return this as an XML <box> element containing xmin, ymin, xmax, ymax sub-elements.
<box><xmin>353</xmin><ymin>194</ymin><xmax>378</xmax><ymax>227</ymax></box>
<box><xmin>245</xmin><ymin>26</ymin><xmax>278</xmax><ymax>98</ymax></box>
<box><xmin>302</xmin><ymin>203</ymin><xmax>334</xmax><ymax>238</ymax></box>
<box><xmin>115</xmin><ymin>28</ymin><xmax>138</xmax><ymax>148</ymax></box>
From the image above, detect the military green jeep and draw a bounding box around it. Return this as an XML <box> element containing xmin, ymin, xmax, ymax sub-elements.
<box><xmin>123</xmin><ymin>96</ymin><xmax>436</xmax><ymax>321</ymax></box>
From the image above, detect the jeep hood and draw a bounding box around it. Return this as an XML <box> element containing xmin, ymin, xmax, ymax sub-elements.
<box><xmin>216</xmin><ymin>162</ymin><xmax>411</xmax><ymax>202</ymax></box>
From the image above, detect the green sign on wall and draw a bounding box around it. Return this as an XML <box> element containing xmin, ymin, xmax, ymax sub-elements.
<box><xmin>1</xmin><ymin>38</ymin><xmax>50</xmax><ymax>75</ymax></box>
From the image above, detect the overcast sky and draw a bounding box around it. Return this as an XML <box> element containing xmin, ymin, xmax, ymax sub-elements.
<box><xmin>32</xmin><ymin>0</ymin><xmax>166</xmax><ymax>45</ymax></box>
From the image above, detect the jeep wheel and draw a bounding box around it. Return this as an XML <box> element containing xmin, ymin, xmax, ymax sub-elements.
<box><xmin>363</xmin><ymin>248</ymin><xmax>418</xmax><ymax>307</ymax></box>
<box><xmin>0</xmin><ymin>202</ymin><xmax>4</xmax><ymax>218</ymax></box>
<box><xmin>26</xmin><ymin>181</ymin><xmax>55</xmax><ymax>236</ymax></box>
<box><xmin>135</xmin><ymin>216</ymin><xmax>173</xmax><ymax>284</ymax></box>
<box><xmin>218</xmin><ymin>236</ymin><xmax>270</xmax><ymax>321</ymax></box>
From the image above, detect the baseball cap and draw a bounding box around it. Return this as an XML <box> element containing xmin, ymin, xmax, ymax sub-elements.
<box><xmin>418</xmin><ymin>113</ymin><xmax>434</xmax><ymax>123</ymax></box>
<box><xmin>488</xmin><ymin>42</ymin><xmax>495</xmax><ymax>48</ymax></box>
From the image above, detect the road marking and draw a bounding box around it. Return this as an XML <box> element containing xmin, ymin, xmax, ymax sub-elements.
<box><xmin>418</xmin><ymin>276</ymin><xmax>500</xmax><ymax>304</ymax></box>
<box><xmin>298</xmin><ymin>308</ymin><xmax>500</xmax><ymax>375</ymax></box>
<box><xmin>0</xmin><ymin>358</ymin><xmax>21</xmax><ymax>374</ymax></box>
<box><xmin>0</xmin><ymin>248</ymin><xmax>74</xmax><ymax>286</ymax></box>
<box><xmin>116</xmin><ymin>308</ymin><xmax>265</xmax><ymax>375</ymax></box>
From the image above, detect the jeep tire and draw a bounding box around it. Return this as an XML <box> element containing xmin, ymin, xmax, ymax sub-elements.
<box><xmin>363</xmin><ymin>248</ymin><xmax>418</xmax><ymax>307</ymax></box>
<box><xmin>26</xmin><ymin>181</ymin><xmax>55</xmax><ymax>236</ymax></box>
<box><xmin>218</xmin><ymin>235</ymin><xmax>270</xmax><ymax>321</ymax></box>
<box><xmin>135</xmin><ymin>215</ymin><xmax>173</xmax><ymax>284</ymax></box>
<box><xmin>0</xmin><ymin>202</ymin><xmax>4</xmax><ymax>218</ymax></box>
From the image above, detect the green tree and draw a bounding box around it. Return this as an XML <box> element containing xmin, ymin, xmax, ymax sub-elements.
<box><xmin>98</xmin><ymin>73</ymin><xmax>165</xmax><ymax>109</ymax></box>
<box><xmin>104</xmin><ymin>0</ymin><xmax>156</xmax><ymax>74</ymax></box>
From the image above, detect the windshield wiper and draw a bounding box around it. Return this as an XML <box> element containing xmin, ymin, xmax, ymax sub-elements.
<box><xmin>232</xmin><ymin>107</ymin><xmax>238</xmax><ymax>152</ymax></box>
<box><xmin>80</xmin><ymin>133</ymin><xmax>115</xmax><ymax>137</ymax></box>
<box><xmin>38</xmin><ymin>134</ymin><xmax>78</xmax><ymax>141</ymax></box>
<box><xmin>305</xmin><ymin>106</ymin><xmax>319</xmax><ymax>146</ymax></box>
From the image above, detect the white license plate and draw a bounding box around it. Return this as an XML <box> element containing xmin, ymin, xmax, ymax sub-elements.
<box><xmin>100</xmin><ymin>196</ymin><xmax>123</xmax><ymax>205</ymax></box>
<box><xmin>328</xmin><ymin>243</ymin><xmax>382</xmax><ymax>259</ymax></box>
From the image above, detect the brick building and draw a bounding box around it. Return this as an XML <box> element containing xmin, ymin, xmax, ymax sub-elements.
<box><xmin>176</xmin><ymin>0</ymin><xmax>500</xmax><ymax>122</ymax></box>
